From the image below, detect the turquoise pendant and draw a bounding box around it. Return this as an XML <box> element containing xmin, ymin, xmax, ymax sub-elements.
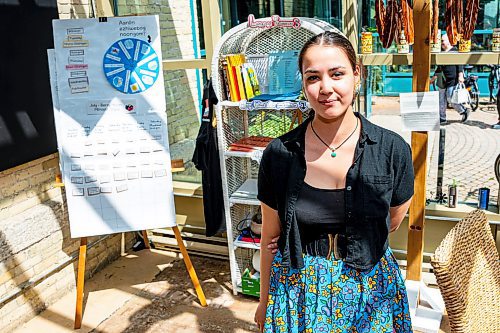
<box><xmin>331</xmin><ymin>151</ymin><xmax>337</xmax><ymax>157</ymax></box>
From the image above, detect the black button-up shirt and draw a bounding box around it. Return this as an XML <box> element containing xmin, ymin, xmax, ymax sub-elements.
<box><xmin>257</xmin><ymin>113</ymin><xmax>414</xmax><ymax>270</ymax></box>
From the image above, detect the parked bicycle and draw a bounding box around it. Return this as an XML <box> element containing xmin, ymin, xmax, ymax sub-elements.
<box><xmin>463</xmin><ymin>65</ymin><xmax>480</xmax><ymax>111</ymax></box>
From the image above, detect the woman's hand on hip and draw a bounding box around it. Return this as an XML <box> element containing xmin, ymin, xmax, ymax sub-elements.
<box><xmin>267</xmin><ymin>236</ymin><xmax>279</xmax><ymax>254</ymax></box>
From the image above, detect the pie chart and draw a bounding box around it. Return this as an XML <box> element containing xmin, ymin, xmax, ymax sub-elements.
<box><xmin>103</xmin><ymin>38</ymin><xmax>159</xmax><ymax>94</ymax></box>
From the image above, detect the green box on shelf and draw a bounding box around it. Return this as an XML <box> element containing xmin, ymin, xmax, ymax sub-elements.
<box><xmin>242</xmin><ymin>268</ymin><xmax>260</xmax><ymax>297</ymax></box>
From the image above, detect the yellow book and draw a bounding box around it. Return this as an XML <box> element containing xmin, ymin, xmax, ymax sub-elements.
<box><xmin>225</xmin><ymin>55</ymin><xmax>239</xmax><ymax>101</ymax></box>
<box><xmin>234</xmin><ymin>64</ymin><xmax>246</xmax><ymax>100</ymax></box>
<box><xmin>241</xmin><ymin>65</ymin><xmax>255</xmax><ymax>99</ymax></box>
<box><xmin>243</xmin><ymin>63</ymin><xmax>261</xmax><ymax>96</ymax></box>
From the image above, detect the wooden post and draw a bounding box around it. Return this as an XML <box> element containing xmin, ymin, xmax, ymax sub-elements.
<box><xmin>201</xmin><ymin>0</ymin><xmax>221</xmax><ymax>76</ymax></box>
<box><xmin>74</xmin><ymin>237</ymin><xmax>87</xmax><ymax>329</ymax></box>
<box><xmin>172</xmin><ymin>226</ymin><xmax>207</xmax><ymax>307</ymax></box>
<box><xmin>142</xmin><ymin>230</ymin><xmax>151</xmax><ymax>249</ymax></box>
<box><xmin>407</xmin><ymin>0</ymin><xmax>431</xmax><ymax>282</ymax></box>
<box><xmin>342</xmin><ymin>0</ymin><xmax>358</xmax><ymax>52</ymax></box>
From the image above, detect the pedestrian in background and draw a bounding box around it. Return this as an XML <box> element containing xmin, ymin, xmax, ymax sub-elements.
<box><xmin>431</xmin><ymin>33</ymin><xmax>470</xmax><ymax>124</ymax></box>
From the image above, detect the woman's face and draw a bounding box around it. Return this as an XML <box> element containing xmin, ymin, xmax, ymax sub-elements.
<box><xmin>301</xmin><ymin>45</ymin><xmax>359</xmax><ymax>121</ymax></box>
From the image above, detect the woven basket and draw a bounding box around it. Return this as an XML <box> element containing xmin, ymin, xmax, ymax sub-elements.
<box><xmin>430</xmin><ymin>210</ymin><xmax>500</xmax><ymax>333</ymax></box>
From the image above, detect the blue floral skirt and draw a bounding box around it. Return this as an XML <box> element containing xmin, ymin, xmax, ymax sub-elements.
<box><xmin>264</xmin><ymin>248</ymin><xmax>413</xmax><ymax>333</ymax></box>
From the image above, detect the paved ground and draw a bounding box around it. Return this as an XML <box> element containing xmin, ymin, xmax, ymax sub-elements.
<box><xmin>371</xmin><ymin>96</ymin><xmax>500</xmax><ymax>207</ymax></box>
<box><xmin>16</xmin><ymin>250</ymin><xmax>450</xmax><ymax>333</ymax></box>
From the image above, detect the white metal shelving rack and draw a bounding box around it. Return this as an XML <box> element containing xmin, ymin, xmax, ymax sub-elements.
<box><xmin>211</xmin><ymin>17</ymin><xmax>340</xmax><ymax>295</ymax></box>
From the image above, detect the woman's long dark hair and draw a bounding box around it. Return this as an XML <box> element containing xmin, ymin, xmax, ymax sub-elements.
<box><xmin>298</xmin><ymin>31</ymin><xmax>357</xmax><ymax>74</ymax></box>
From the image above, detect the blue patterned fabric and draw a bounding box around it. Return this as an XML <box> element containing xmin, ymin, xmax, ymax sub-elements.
<box><xmin>264</xmin><ymin>248</ymin><xmax>413</xmax><ymax>333</ymax></box>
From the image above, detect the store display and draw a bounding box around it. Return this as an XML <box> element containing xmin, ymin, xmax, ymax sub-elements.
<box><xmin>458</xmin><ymin>37</ymin><xmax>471</xmax><ymax>53</ymax></box>
<box><xmin>213</xmin><ymin>16</ymin><xmax>337</xmax><ymax>296</ymax></box>
<box><xmin>431</xmin><ymin>0</ymin><xmax>439</xmax><ymax>49</ymax></box>
<box><xmin>462</xmin><ymin>0</ymin><xmax>480</xmax><ymax>41</ymax></box>
<box><xmin>446</xmin><ymin>0</ymin><xmax>479</xmax><ymax>46</ymax></box>
<box><xmin>493</xmin><ymin>28</ymin><xmax>500</xmax><ymax>52</ymax></box>
<box><xmin>431</xmin><ymin>30</ymin><xmax>441</xmax><ymax>53</ymax></box>
<box><xmin>401</xmin><ymin>0</ymin><xmax>414</xmax><ymax>44</ymax></box>
<box><xmin>360</xmin><ymin>31</ymin><xmax>373</xmax><ymax>54</ymax></box>
<box><xmin>397</xmin><ymin>30</ymin><xmax>410</xmax><ymax>54</ymax></box>
<box><xmin>375</xmin><ymin>0</ymin><xmax>400</xmax><ymax>49</ymax></box>
<box><xmin>445</xmin><ymin>0</ymin><xmax>461</xmax><ymax>45</ymax></box>
<box><xmin>374</xmin><ymin>0</ymin><xmax>415</xmax><ymax>49</ymax></box>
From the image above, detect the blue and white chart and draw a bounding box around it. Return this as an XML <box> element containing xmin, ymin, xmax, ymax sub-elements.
<box><xmin>103</xmin><ymin>38</ymin><xmax>160</xmax><ymax>94</ymax></box>
<box><xmin>51</xmin><ymin>16</ymin><xmax>176</xmax><ymax>238</ymax></box>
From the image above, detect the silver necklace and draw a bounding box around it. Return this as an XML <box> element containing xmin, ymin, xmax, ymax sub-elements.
<box><xmin>310</xmin><ymin>118</ymin><xmax>359</xmax><ymax>157</ymax></box>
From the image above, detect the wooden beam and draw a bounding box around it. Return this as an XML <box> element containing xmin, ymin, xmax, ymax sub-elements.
<box><xmin>407</xmin><ymin>0</ymin><xmax>431</xmax><ymax>282</ymax></box>
<box><xmin>172</xmin><ymin>226</ymin><xmax>207</xmax><ymax>307</ymax></box>
<box><xmin>360</xmin><ymin>51</ymin><xmax>500</xmax><ymax>66</ymax></box>
<box><xmin>342</xmin><ymin>0</ymin><xmax>358</xmax><ymax>52</ymax></box>
<box><xmin>95</xmin><ymin>0</ymin><xmax>114</xmax><ymax>17</ymax></box>
<box><xmin>162</xmin><ymin>59</ymin><xmax>210</xmax><ymax>70</ymax></box>
<box><xmin>201</xmin><ymin>0</ymin><xmax>222</xmax><ymax>76</ymax></box>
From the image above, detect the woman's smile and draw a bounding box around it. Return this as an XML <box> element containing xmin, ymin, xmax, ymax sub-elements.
<box><xmin>318</xmin><ymin>98</ymin><xmax>338</xmax><ymax>106</ymax></box>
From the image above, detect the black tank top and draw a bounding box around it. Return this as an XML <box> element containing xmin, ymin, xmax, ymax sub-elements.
<box><xmin>295</xmin><ymin>182</ymin><xmax>346</xmax><ymax>255</ymax></box>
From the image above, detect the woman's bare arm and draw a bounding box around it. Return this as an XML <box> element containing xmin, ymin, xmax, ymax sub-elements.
<box><xmin>254</xmin><ymin>202</ymin><xmax>281</xmax><ymax>331</ymax></box>
<box><xmin>389</xmin><ymin>198</ymin><xmax>412</xmax><ymax>232</ymax></box>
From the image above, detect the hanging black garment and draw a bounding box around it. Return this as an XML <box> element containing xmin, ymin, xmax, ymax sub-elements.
<box><xmin>192</xmin><ymin>80</ymin><xmax>226</xmax><ymax>236</ymax></box>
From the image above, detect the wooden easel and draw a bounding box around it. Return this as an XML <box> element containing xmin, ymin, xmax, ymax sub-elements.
<box><xmin>405</xmin><ymin>1</ymin><xmax>445</xmax><ymax>331</ymax></box>
<box><xmin>55</xmin><ymin>175</ymin><xmax>207</xmax><ymax>329</ymax></box>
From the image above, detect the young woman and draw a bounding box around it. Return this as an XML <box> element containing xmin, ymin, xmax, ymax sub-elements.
<box><xmin>254</xmin><ymin>31</ymin><xmax>414</xmax><ymax>332</ymax></box>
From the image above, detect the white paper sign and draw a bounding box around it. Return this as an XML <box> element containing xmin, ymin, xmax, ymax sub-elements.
<box><xmin>399</xmin><ymin>91</ymin><xmax>440</xmax><ymax>132</ymax></box>
<box><xmin>50</xmin><ymin>16</ymin><xmax>176</xmax><ymax>238</ymax></box>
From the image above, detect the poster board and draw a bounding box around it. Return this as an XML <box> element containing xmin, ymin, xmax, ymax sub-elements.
<box><xmin>50</xmin><ymin>16</ymin><xmax>176</xmax><ymax>238</ymax></box>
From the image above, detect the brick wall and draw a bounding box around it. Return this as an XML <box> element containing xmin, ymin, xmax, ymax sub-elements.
<box><xmin>0</xmin><ymin>154</ymin><xmax>135</xmax><ymax>332</ymax></box>
<box><xmin>117</xmin><ymin>0</ymin><xmax>202</xmax><ymax>180</ymax></box>
<box><xmin>283</xmin><ymin>0</ymin><xmax>312</xmax><ymax>17</ymax></box>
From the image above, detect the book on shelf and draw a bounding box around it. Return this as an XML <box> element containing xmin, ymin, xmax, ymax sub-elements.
<box><xmin>220</xmin><ymin>58</ymin><xmax>232</xmax><ymax>101</ymax></box>
<box><xmin>234</xmin><ymin>64</ymin><xmax>246</xmax><ymax>100</ymax></box>
<box><xmin>243</xmin><ymin>63</ymin><xmax>261</xmax><ymax>96</ymax></box>
<box><xmin>221</xmin><ymin>54</ymin><xmax>262</xmax><ymax>102</ymax></box>
<box><xmin>225</xmin><ymin>54</ymin><xmax>246</xmax><ymax>102</ymax></box>
<box><xmin>240</xmin><ymin>65</ymin><xmax>255</xmax><ymax>100</ymax></box>
<box><xmin>228</xmin><ymin>136</ymin><xmax>273</xmax><ymax>152</ymax></box>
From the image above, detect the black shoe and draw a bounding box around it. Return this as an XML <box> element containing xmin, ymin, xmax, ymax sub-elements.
<box><xmin>461</xmin><ymin>109</ymin><xmax>470</xmax><ymax>123</ymax></box>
